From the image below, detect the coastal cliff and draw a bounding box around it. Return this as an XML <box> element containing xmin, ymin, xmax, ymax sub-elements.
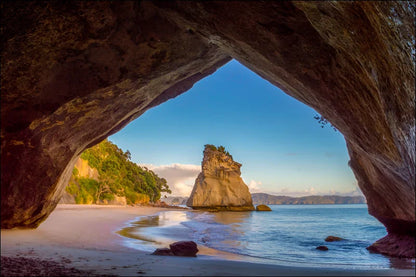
<box><xmin>58</xmin><ymin>158</ymin><xmax>99</xmax><ymax>204</ymax></box>
<box><xmin>60</xmin><ymin>140</ymin><xmax>170</xmax><ymax>205</ymax></box>
<box><xmin>187</xmin><ymin>145</ymin><xmax>254</xmax><ymax>211</ymax></box>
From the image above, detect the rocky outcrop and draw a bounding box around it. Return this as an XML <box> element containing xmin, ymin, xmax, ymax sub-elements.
<box><xmin>169</xmin><ymin>241</ymin><xmax>199</xmax><ymax>257</ymax></box>
<box><xmin>1</xmin><ymin>1</ymin><xmax>414</xmax><ymax>258</ymax></box>
<box><xmin>59</xmin><ymin>157</ymin><xmax>98</xmax><ymax>205</ymax></box>
<box><xmin>325</xmin><ymin>236</ymin><xmax>344</xmax><ymax>242</ymax></box>
<box><xmin>101</xmin><ymin>195</ymin><xmax>127</xmax><ymax>206</ymax></box>
<box><xmin>151</xmin><ymin>248</ymin><xmax>174</xmax><ymax>256</ymax></box>
<box><xmin>367</xmin><ymin>233</ymin><xmax>415</xmax><ymax>258</ymax></box>
<box><xmin>152</xmin><ymin>241</ymin><xmax>198</xmax><ymax>257</ymax></box>
<box><xmin>59</xmin><ymin>157</ymin><xmax>111</xmax><ymax>205</ymax></box>
<box><xmin>73</xmin><ymin>158</ymin><xmax>99</xmax><ymax>181</ymax></box>
<box><xmin>186</xmin><ymin>145</ymin><xmax>254</xmax><ymax>211</ymax></box>
<box><xmin>58</xmin><ymin>191</ymin><xmax>76</xmax><ymax>204</ymax></box>
<box><xmin>256</xmin><ymin>205</ymin><xmax>272</xmax><ymax>211</ymax></box>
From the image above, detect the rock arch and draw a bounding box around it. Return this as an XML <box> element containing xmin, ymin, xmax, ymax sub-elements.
<box><xmin>1</xmin><ymin>2</ymin><xmax>414</xmax><ymax>257</ymax></box>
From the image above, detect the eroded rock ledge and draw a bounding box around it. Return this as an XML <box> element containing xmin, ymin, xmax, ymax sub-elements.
<box><xmin>186</xmin><ymin>145</ymin><xmax>254</xmax><ymax>211</ymax></box>
<box><xmin>1</xmin><ymin>1</ymin><xmax>414</xmax><ymax>258</ymax></box>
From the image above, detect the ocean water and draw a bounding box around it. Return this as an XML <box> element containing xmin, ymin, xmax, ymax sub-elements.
<box><xmin>117</xmin><ymin>204</ymin><xmax>415</xmax><ymax>269</ymax></box>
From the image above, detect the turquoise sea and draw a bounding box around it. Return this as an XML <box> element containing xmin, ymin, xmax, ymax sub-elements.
<box><xmin>117</xmin><ymin>204</ymin><xmax>415</xmax><ymax>269</ymax></box>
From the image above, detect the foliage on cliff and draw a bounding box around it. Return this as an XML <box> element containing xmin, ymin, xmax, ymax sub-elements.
<box><xmin>204</xmin><ymin>144</ymin><xmax>233</xmax><ymax>159</ymax></box>
<box><xmin>66</xmin><ymin>139</ymin><xmax>171</xmax><ymax>205</ymax></box>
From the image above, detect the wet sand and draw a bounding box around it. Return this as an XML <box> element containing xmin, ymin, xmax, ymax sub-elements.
<box><xmin>1</xmin><ymin>204</ymin><xmax>414</xmax><ymax>276</ymax></box>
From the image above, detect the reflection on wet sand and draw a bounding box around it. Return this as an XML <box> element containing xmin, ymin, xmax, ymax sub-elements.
<box><xmin>117</xmin><ymin>210</ymin><xmax>250</xmax><ymax>261</ymax></box>
<box><xmin>388</xmin><ymin>255</ymin><xmax>415</xmax><ymax>269</ymax></box>
<box><xmin>116</xmin><ymin>226</ymin><xmax>157</xmax><ymax>243</ymax></box>
<box><xmin>116</xmin><ymin>216</ymin><xmax>160</xmax><ymax>243</ymax></box>
<box><xmin>212</xmin><ymin>211</ymin><xmax>252</xmax><ymax>225</ymax></box>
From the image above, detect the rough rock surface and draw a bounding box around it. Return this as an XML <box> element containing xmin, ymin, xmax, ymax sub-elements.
<box><xmin>186</xmin><ymin>146</ymin><xmax>254</xmax><ymax>211</ymax></box>
<box><xmin>151</xmin><ymin>248</ymin><xmax>174</xmax><ymax>256</ymax></box>
<box><xmin>169</xmin><ymin>241</ymin><xmax>198</xmax><ymax>257</ymax></box>
<box><xmin>325</xmin><ymin>236</ymin><xmax>344</xmax><ymax>242</ymax></box>
<box><xmin>73</xmin><ymin>158</ymin><xmax>99</xmax><ymax>181</ymax></box>
<box><xmin>316</xmin><ymin>246</ymin><xmax>329</xmax><ymax>251</ymax></box>
<box><xmin>1</xmin><ymin>1</ymin><xmax>414</xmax><ymax>258</ymax></box>
<box><xmin>367</xmin><ymin>233</ymin><xmax>415</xmax><ymax>258</ymax></box>
<box><xmin>1</xmin><ymin>1</ymin><xmax>230</xmax><ymax>229</ymax></box>
<box><xmin>256</xmin><ymin>205</ymin><xmax>272</xmax><ymax>211</ymax></box>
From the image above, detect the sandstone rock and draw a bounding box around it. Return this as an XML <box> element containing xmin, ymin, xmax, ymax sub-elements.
<box><xmin>151</xmin><ymin>248</ymin><xmax>174</xmax><ymax>256</ymax></box>
<box><xmin>74</xmin><ymin>158</ymin><xmax>99</xmax><ymax>181</ymax></box>
<box><xmin>316</xmin><ymin>246</ymin><xmax>329</xmax><ymax>251</ymax></box>
<box><xmin>256</xmin><ymin>205</ymin><xmax>272</xmax><ymax>211</ymax></box>
<box><xmin>104</xmin><ymin>196</ymin><xmax>127</xmax><ymax>206</ymax></box>
<box><xmin>186</xmin><ymin>145</ymin><xmax>254</xmax><ymax>211</ymax></box>
<box><xmin>1</xmin><ymin>1</ymin><xmax>414</xmax><ymax>258</ymax></box>
<box><xmin>366</xmin><ymin>234</ymin><xmax>415</xmax><ymax>258</ymax></box>
<box><xmin>169</xmin><ymin>241</ymin><xmax>198</xmax><ymax>257</ymax></box>
<box><xmin>325</xmin><ymin>236</ymin><xmax>344</xmax><ymax>242</ymax></box>
<box><xmin>58</xmin><ymin>191</ymin><xmax>76</xmax><ymax>204</ymax></box>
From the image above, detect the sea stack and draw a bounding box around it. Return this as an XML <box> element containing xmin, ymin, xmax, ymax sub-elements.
<box><xmin>186</xmin><ymin>145</ymin><xmax>254</xmax><ymax>211</ymax></box>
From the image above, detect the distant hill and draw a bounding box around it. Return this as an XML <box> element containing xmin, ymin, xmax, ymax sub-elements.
<box><xmin>251</xmin><ymin>193</ymin><xmax>366</xmax><ymax>205</ymax></box>
<box><xmin>163</xmin><ymin>193</ymin><xmax>366</xmax><ymax>206</ymax></box>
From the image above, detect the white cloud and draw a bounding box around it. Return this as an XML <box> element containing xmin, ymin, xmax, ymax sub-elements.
<box><xmin>263</xmin><ymin>185</ymin><xmax>364</xmax><ymax>198</ymax></box>
<box><xmin>337</xmin><ymin>186</ymin><xmax>364</xmax><ymax>197</ymax></box>
<box><xmin>139</xmin><ymin>163</ymin><xmax>365</xmax><ymax>199</ymax></box>
<box><xmin>139</xmin><ymin>163</ymin><xmax>201</xmax><ymax>197</ymax></box>
<box><xmin>248</xmin><ymin>180</ymin><xmax>263</xmax><ymax>193</ymax></box>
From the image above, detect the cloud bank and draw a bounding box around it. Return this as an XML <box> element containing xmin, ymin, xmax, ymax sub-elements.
<box><xmin>247</xmin><ymin>180</ymin><xmax>263</xmax><ymax>193</ymax></box>
<box><xmin>139</xmin><ymin>163</ymin><xmax>363</xmax><ymax>198</ymax></box>
<box><xmin>259</xmin><ymin>185</ymin><xmax>364</xmax><ymax>198</ymax></box>
<box><xmin>139</xmin><ymin>163</ymin><xmax>201</xmax><ymax>197</ymax></box>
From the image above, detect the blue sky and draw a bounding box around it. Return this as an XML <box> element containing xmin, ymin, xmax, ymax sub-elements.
<box><xmin>109</xmin><ymin>60</ymin><xmax>360</xmax><ymax>197</ymax></box>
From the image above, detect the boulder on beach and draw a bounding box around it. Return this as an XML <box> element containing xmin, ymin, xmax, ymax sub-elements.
<box><xmin>186</xmin><ymin>145</ymin><xmax>254</xmax><ymax>211</ymax></box>
<box><xmin>325</xmin><ymin>236</ymin><xmax>344</xmax><ymax>242</ymax></box>
<box><xmin>169</xmin><ymin>241</ymin><xmax>199</xmax><ymax>257</ymax></box>
<box><xmin>151</xmin><ymin>248</ymin><xmax>174</xmax><ymax>256</ymax></box>
<box><xmin>256</xmin><ymin>205</ymin><xmax>272</xmax><ymax>211</ymax></box>
<box><xmin>316</xmin><ymin>246</ymin><xmax>329</xmax><ymax>251</ymax></box>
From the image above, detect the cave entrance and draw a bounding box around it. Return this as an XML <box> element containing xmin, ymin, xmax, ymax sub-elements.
<box><xmin>2</xmin><ymin>1</ymin><xmax>413</xmax><ymax>260</ymax></box>
<box><xmin>107</xmin><ymin>59</ymin><xmax>360</xmax><ymax>201</ymax></box>
<box><xmin>98</xmin><ymin>59</ymin><xmax>389</xmax><ymax>267</ymax></box>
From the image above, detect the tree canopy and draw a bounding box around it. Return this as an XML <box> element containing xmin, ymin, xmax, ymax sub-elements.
<box><xmin>66</xmin><ymin>139</ymin><xmax>171</xmax><ymax>205</ymax></box>
<box><xmin>205</xmin><ymin>144</ymin><xmax>233</xmax><ymax>159</ymax></box>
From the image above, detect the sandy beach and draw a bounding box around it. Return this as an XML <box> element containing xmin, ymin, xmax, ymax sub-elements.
<box><xmin>1</xmin><ymin>204</ymin><xmax>414</xmax><ymax>276</ymax></box>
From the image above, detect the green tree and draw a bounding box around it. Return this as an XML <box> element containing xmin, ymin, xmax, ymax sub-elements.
<box><xmin>67</xmin><ymin>139</ymin><xmax>171</xmax><ymax>205</ymax></box>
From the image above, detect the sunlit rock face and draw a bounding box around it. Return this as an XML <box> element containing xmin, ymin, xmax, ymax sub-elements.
<box><xmin>186</xmin><ymin>146</ymin><xmax>254</xmax><ymax>211</ymax></box>
<box><xmin>1</xmin><ymin>1</ymin><xmax>414</xmax><ymax>257</ymax></box>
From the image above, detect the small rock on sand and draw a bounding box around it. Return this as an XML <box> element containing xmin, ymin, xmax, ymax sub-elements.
<box><xmin>151</xmin><ymin>248</ymin><xmax>174</xmax><ymax>256</ymax></box>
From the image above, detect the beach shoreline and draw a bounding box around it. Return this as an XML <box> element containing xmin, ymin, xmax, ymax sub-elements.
<box><xmin>1</xmin><ymin>204</ymin><xmax>414</xmax><ymax>276</ymax></box>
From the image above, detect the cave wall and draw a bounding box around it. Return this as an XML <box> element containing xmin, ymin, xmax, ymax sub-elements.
<box><xmin>1</xmin><ymin>1</ymin><xmax>230</xmax><ymax>228</ymax></box>
<box><xmin>1</xmin><ymin>1</ymin><xmax>414</xmax><ymax>257</ymax></box>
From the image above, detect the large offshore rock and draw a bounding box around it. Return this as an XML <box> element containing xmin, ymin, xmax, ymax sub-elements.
<box><xmin>187</xmin><ymin>145</ymin><xmax>254</xmax><ymax>211</ymax></box>
<box><xmin>1</xmin><ymin>1</ymin><xmax>414</xmax><ymax>257</ymax></box>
